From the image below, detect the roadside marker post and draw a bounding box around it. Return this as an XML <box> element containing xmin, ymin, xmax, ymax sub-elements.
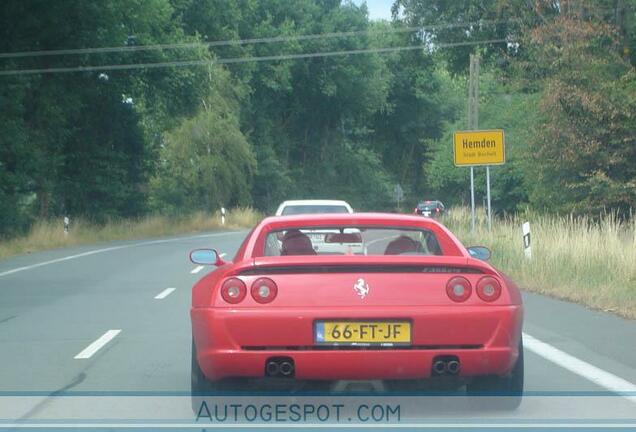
<box><xmin>63</xmin><ymin>216</ymin><xmax>70</xmax><ymax>235</ymax></box>
<box><xmin>221</xmin><ymin>207</ymin><xmax>226</xmax><ymax>226</ymax></box>
<box><xmin>522</xmin><ymin>221</ymin><xmax>532</xmax><ymax>259</ymax></box>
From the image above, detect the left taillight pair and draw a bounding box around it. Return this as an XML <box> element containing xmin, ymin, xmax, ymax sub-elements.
<box><xmin>220</xmin><ymin>277</ymin><xmax>277</xmax><ymax>304</ymax></box>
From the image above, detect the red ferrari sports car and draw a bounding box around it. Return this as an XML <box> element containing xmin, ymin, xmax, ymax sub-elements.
<box><xmin>190</xmin><ymin>213</ymin><xmax>523</xmax><ymax>403</ymax></box>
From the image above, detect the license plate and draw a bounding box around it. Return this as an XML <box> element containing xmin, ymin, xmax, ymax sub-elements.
<box><xmin>315</xmin><ymin>321</ymin><xmax>411</xmax><ymax>345</ymax></box>
<box><xmin>423</xmin><ymin>211</ymin><xmax>431</xmax><ymax>216</ymax></box>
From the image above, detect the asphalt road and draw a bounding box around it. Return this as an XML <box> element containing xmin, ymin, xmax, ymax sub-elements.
<box><xmin>0</xmin><ymin>230</ymin><xmax>635</xmax><ymax>426</ymax></box>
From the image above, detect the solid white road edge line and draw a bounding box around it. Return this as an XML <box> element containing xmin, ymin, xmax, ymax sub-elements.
<box><xmin>74</xmin><ymin>330</ymin><xmax>122</xmax><ymax>360</ymax></box>
<box><xmin>154</xmin><ymin>287</ymin><xmax>176</xmax><ymax>300</ymax></box>
<box><xmin>190</xmin><ymin>265</ymin><xmax>204</xmax><ymax>274</ymax></box>
<box><xmin>0</xmin><ymin>231</ymin><xmax>243</xmax><ymax>278</ymax></box>
<box><xmin>523</xmin><ymin>332</ymin><xmax>636</xmax><ymax>403</ymax></box>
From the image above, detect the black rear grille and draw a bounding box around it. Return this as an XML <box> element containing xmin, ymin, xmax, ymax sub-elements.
<box><xmin>239</xmin><ymin>265</ymin><xmax>482</xmax><ymax>275</ymax></box>
<box><xmin>242</xmin><ymin>344</ymin><xmax>483</xmax><ymax>351</ymax></box>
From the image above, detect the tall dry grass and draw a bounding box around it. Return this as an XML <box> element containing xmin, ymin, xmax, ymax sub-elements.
<box><xmin>441</xmin><ymin>207</ymin><xmax>636</xmax><ymax>318</ymax></box>
<box><xmin>0</xmin><ymin>207</ymin><xmax>261</xmax><ymax>261</ymax></box>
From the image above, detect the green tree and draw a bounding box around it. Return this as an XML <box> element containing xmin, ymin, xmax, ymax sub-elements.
<box><xmin>0</xmin><ymin>0</ymin><xmax>216</xmax><ymax>229</ymax></box>
<box><xmin>517</xmin><ymin>13</ymin><xmax>636</xmax><ymax>215</ymax></box>
<box><xmin>367</xmin><ymin>21</ymin><xmax>453</xmax><ymax>205</ymax></box>
<box><xmin>393</xmin><ymin>0</ymin><xmax>552</xmax><ymax>75</ymax></box>
<box><xmin>179</xmin><ymin>0</ymin><xmax>397</xmax><ymax>210</ymax></box>
<box><xmin>149</xmin><ymin>65</ymin><xmax>256</xmax><ymax>213</ymax></box>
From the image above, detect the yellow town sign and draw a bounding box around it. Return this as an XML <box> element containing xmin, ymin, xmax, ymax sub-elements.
<box><xmin>453</xmin><ymin>130</ymin><xmax>505</xmax><ymax>166</ymax></box>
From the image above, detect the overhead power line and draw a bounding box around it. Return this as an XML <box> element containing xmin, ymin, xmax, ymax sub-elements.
<box><xmin>0</xmin><ymin>19</ymin><xmax>519</xmax><ymax>60</ymax></box>
<box><xmin>0</xmin><ymin>39</ymin><xmax>509</xmax><ymax>76</ymax></box>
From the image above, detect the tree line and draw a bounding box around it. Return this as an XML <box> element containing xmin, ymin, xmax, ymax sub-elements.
<box><xmin>1</xmin><ymin>0</ymin><xmax>634</xmax><ymax>238</ymax></box>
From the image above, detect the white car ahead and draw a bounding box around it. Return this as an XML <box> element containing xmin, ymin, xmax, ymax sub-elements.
<box><xmin>273</xmin><ymin>200</ymin><xmax>361</xmax><ymax>255</ymax></box>
<box><xmin>274</xmin><ymin>199</ymin><xmax>354</xmax><ymax>216</ymax></box>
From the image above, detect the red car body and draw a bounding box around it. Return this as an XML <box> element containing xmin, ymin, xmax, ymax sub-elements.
<box><xmin>191</xmin><ymin>213</ymin><xmax>523</xmax><ymax>386</ymax></box>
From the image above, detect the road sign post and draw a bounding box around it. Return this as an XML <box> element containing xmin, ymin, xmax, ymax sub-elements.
<box><xmin>470</xmin><ymin>168</ymin><xmax>475</xmax><ymax>230</ymax></box>
<box><xmin>486</xmin><ymin>166</ymin><xmax>492</xmax><ymax>230</ymax></box>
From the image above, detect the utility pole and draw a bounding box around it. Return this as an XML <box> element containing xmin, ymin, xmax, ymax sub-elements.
<box><xmin>468</xmin><ymin>54</ymin><xmax>479</xmax><ymax>232</ymax></box>
<box><xmin>468</xmin><ymin>54</ymin><xmax>493</xmax><ymax>230</ymax></box>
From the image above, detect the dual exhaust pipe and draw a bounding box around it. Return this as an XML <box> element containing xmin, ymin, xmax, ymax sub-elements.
<box><xmin>266</xmin><ymin>355</ymin><xmax>459</xmax><ymax>378</ymax></box>
<box><xmin>432</xmin><ymin>356</ymin><xmax>460</xmax><ymax>376</ymax></box>
<box><xmin>265</xmin><ymin>357</ymin><xmax>295</xmax><ymax>377</ymax></box>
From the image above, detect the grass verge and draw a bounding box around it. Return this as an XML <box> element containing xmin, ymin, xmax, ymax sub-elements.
<box><xmin>0</xmin><ymin>208</ymin><xmax>262</xmax><ymax>261</ymax></box>
<box><xmin>442</xmin><ymin>207</ymin><xmax>636</xmax><ymax>319</ymax></box>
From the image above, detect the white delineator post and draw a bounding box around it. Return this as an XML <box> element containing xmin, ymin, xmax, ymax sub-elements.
<box><xmin>221</xmin><ymin>207</ymin><xmax>226</xmax><ymax>226</ymax></box>
<box><xmin>64</xmin><ymin>216</ymin><xmax>70</xmax><ymax>235</ymax></box>
<box><xmin>522</xmin><ymin>221</ymin><xmax>531</xmax><ymax>259</ymax></box>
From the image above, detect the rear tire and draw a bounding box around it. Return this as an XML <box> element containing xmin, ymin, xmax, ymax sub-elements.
<box><xmin>191</xmin><ymin>339</ymin><xmax>249</xmax><ymax>392</ymax></box>
<box><xmin>192</xmin><ymin>339</ymin><xmax>255</xmax><ymax>416</ymax></box>
<box><xmin>191</xmin><ymin>338</ymin><xmax>215</xmax><ymax>416</ymax></box>
<box><xmin>466</xmin><ymin>337</ymin><xmax>524</xmax><ymax>410</ymax></box>
<box><xmin>191</xmin><ymin>338</ymin><xmax>215</xmax><ymax>394</ymax></box>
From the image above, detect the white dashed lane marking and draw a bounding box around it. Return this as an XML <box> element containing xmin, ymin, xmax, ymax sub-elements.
<box><xmin>154</xmin><ymin>287</ymin><xmax>176</xmax><ymax>300</ymax></box>
<box><xmin>190</xmin><ymin>266</ymin><xmax>204</xmax><ymax>274</ymax></box>
<box><xmin>74</xmin><ymin>330</ymin><xmax>121</xmax><ymax>360</ymax></box>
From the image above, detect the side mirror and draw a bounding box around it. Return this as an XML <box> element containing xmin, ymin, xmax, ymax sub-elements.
<box><xmin>467</xmin><ymin>246</ymin><xmax>491</xmax><ymax>261</ymax></box>
<box><xmin>190</xmin><ymin>248</ymin><xmax>227</xmax><ymax>266</ymax></box>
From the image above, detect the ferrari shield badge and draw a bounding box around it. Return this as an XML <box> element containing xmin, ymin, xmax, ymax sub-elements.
<box><xmin>353</xmin><ymin>278</ymin><xmax>370</xmax><ymax>299</ymax></box>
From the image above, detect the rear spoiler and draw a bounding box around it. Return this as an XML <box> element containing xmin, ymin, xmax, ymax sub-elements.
<box><xmin>238</xmin><ymin>264</ymin><xmax>484</xmax><ymax>275</ymax></box>
<box><xmin>233</xmin><ymin>255</ymin><xmax>496</xmax><ymax>276</ymax></box>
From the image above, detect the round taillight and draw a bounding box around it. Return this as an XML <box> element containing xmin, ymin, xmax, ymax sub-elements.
<box><xmin>251</xmin><ymin>277</ymin><xmax>278</xmax><ymax>304</ymax></box>
<box><xmin>220</xmin><ymin>278</ymin><xmax>247</xmax><ymax>304</ymax></box>
<box><xmin>476</xmin><ymin>276</ymin><xmax>502</xmax><ymax>302</ymax></box>
<box><xmin>446</xmin><ymin>276</ymin><xmax>472</xmax><ymax>302</ymax></box>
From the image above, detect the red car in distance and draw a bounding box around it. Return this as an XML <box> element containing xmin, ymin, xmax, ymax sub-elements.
<box><xmin>190</xmin><ymin>213</ymin><xmax>523</xmax><ymax>406</ymax></box>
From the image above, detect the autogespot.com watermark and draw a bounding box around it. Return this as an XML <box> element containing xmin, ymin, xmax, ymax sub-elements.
<box><xmin>1</xmin><ymin>393</ymin><xmax>636</xmax><ymax>429</ymax></box>
<box><xmin>195</xmin><ymin>401</ymin><xmax>400</xmax><ymax>423</ymax></box>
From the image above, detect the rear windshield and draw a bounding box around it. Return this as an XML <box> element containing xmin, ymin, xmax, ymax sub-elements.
<box><xmin>417</xmin><ymin>202</ymin><xmax>439</xmax><ymax>210</ymax></box>
<box><xmin>281</xmin><ymin>205</ymin><xmax>349</xmax><ymax>215</ymax></box>
<box><xmin>263</xmin><ymin>227</ymin><xmax>442</xmax><ymax>256</ymax></box>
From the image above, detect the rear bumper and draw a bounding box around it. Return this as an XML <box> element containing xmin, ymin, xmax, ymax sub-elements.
<box><xmin>191</xmin><ymin>305</ymin><xmax>522</xmax><ymax>381</ymax></box>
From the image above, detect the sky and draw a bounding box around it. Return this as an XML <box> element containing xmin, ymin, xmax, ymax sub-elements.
<box><xmin>352</xmin><ymin>0</ymin><xmax>393</xmax><ymax>21</ymax></box>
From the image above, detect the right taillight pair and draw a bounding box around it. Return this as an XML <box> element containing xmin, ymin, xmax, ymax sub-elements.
<box><xmin>220</xmin><ymin>277</ymin><xmax>278</xmax><ymax>304</ymax></box>
<box><xmin>446</xmin><ymin>276</ymin><xmax>501</xmax><ymax>302</ymax></box>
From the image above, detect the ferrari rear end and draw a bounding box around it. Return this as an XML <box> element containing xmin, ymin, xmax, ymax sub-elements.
<box><xmin>193</xmin><ymin>263</ymin><xmax>522</xmax><ymax>380</ymax></box>
<box><xmin>191</xmin><ymin>214</ymin><xmax>523</xmax><ymax>405</ymax></box>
